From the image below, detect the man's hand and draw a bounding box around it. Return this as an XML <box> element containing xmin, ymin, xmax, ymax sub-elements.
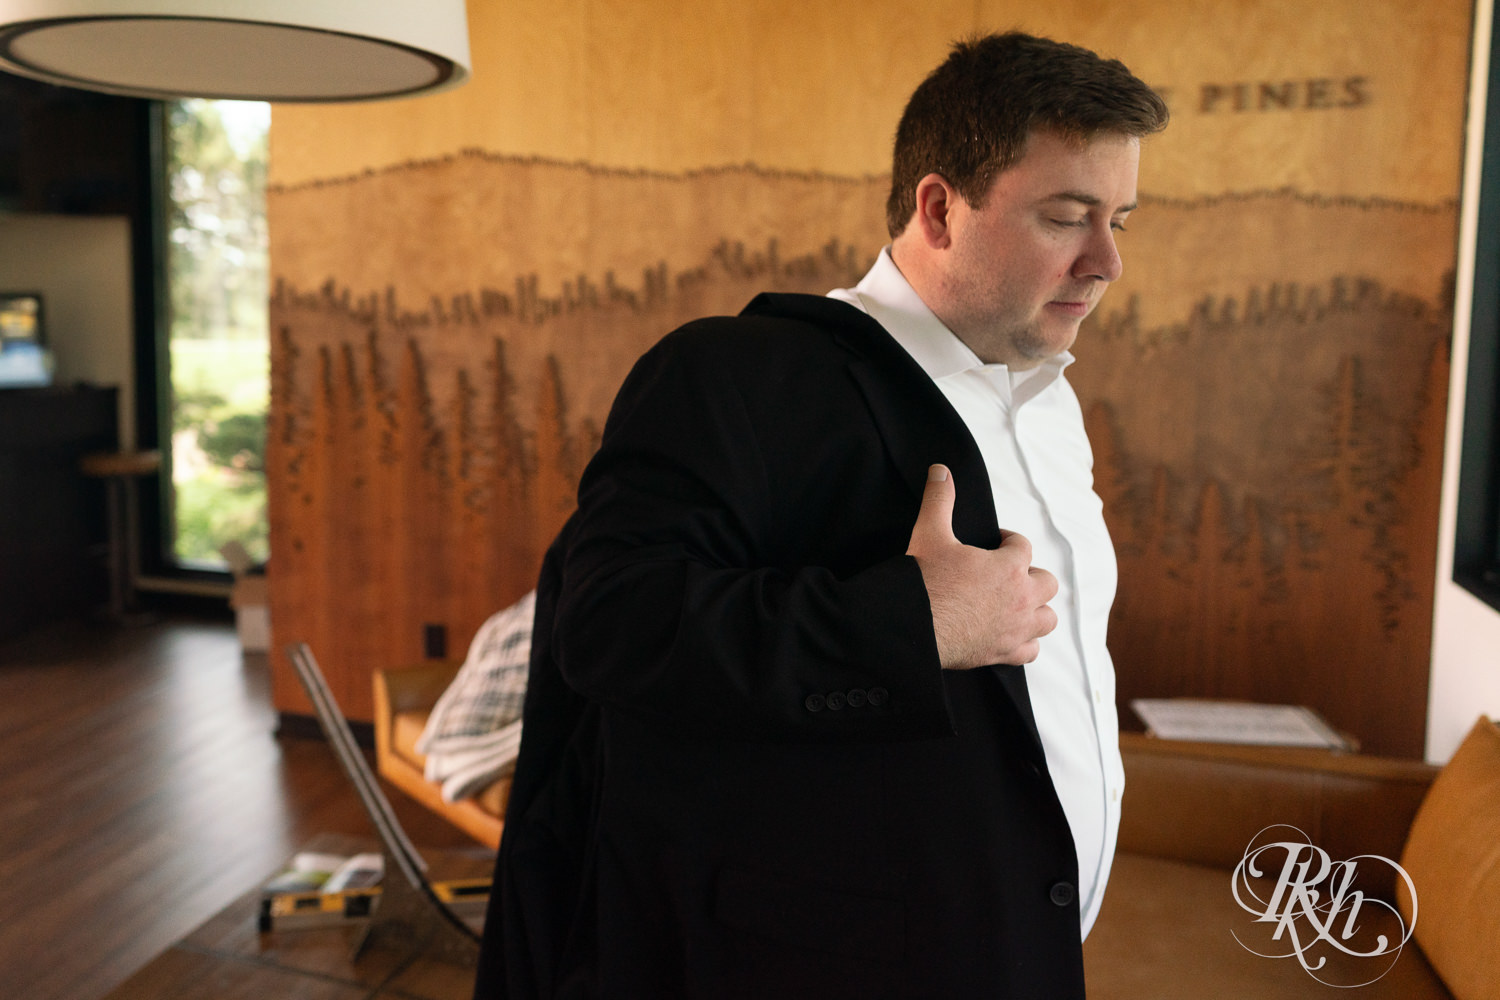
<box><xmin>906</xmin><ymin>464</ymin><xmax>1059</xmax><ymax>669</ymax></box>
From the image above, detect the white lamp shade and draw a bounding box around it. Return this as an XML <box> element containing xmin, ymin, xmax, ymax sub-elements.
<box><xmin>0</xmin><ymin>0</ymin><xmax>470</xmax><ymax>102</ymax></box>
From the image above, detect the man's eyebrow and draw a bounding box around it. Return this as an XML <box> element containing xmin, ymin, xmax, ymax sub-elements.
<box><xmin>1041</xmin><ymin>191</ymin><xmax>1138</xmax><ymax>213</ymax></box>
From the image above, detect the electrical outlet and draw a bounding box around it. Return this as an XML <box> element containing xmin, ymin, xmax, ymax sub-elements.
<box><xmin>423</xmin><ymin>623</ymin><xmax>447</xmax><ymax>660</ymax></box>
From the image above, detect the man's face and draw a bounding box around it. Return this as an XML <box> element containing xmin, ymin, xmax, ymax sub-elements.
<box><xmin>934</xmin><ymin>129</ymin><xmax>1141</xmax><ymax>369</ymax></box>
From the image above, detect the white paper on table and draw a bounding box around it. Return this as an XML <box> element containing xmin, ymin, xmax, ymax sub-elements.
<box><xmin>1130</xmin><ymin>699</ymin><xmax>1351</xmax><ymax>749</ymax></box>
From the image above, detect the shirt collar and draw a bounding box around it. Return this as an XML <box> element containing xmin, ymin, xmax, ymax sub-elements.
<box><xmin>828</xmin><ymin>247</ymin><xmax>1074</xmax><ymax>385</ymax></box>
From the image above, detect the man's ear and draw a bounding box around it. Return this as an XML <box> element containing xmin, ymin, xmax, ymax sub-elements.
<box><xmin>911</xmin><ymin>173</ymin><xmax>959</xmax><ymax>249</ymax></box>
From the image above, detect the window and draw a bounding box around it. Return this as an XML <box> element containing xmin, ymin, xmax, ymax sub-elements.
<box><xmin>162</xmin><ymin>99</ymin><xmax>270</xmax><ymax>568</ymax></box>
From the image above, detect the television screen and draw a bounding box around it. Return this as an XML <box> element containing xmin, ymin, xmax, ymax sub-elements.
<box><xmin>0</xmin><ymin>292</ymin><xmax>50</xmax><ymax>388</ymax></box>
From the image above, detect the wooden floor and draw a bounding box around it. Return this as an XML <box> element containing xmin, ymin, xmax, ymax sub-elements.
<box><xmin>0</xmin><ymin>613</ymin><xmax>480</xmax><ymax>1000</ymax></box>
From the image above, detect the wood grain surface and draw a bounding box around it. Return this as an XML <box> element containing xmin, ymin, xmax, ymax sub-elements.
<box><xmin>0</xmin><ymin>618</ymin><xmax>476</xmax><ymax>1000</ymax></box>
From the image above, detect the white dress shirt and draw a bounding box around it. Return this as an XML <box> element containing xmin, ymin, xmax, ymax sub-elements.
<box><xmin>829</xmin><ymin>248</ymin><xmax>1124</xmax><ymax>937</ymax></box>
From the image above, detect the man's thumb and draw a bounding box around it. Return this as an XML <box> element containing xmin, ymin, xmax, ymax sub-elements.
<box><xmin>908</xmin><ymin>464</ymin><xmax>957</xmax><ymax>552</ymax></box>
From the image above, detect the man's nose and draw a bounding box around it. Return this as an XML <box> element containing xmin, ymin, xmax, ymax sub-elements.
<box><xmin>1075</xmin><ymin>227</ymin><xmax>1123</xmax><ymax>282</ymax></box>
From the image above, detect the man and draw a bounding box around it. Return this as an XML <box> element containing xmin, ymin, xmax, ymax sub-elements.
<box><xmin>475</xmin><ymin>32</ymin><xmax>1168</xmax><ymax>999</ymax></box>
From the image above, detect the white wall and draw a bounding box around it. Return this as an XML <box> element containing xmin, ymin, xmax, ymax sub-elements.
<box><xmin>0</xmin><ymin>212</ymin><xmax>135</xmax><ymax>448</ymax></box>
<box><xmin>1427</xmin><ymin>0</ymin><xmax>1500</xmax><ymax>764</ymax></box>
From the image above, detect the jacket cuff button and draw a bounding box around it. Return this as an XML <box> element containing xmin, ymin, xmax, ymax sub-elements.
<box><xmin>846</xmin><ymin>688</ymin><xmax>867</xmax><ymax>708</ymax></box>
<box><xmin>805</xmin><ymin>694</ymin><xmax>826</xmax><ymax>712</ymax></box>
<box><xmin>867</xmin><ymin>687</ymin><xmax>889</xmax><ymax>706</ymax></box>
<box><xmin>826</xmin><ymin>691</ymin><xmax>846</xmax><ymax>711</ymax></box>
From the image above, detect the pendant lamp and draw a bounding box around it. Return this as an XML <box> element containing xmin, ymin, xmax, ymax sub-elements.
<box><xmin>0</xmin><ymin>1</ymin><xmax>470</xmax><ymax>102</ymax></box>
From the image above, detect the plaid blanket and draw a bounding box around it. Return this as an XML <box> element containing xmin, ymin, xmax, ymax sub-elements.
<box><xmin>417</xmin><ymin>590</ymin><xmax>535</xmax><ymax>801</ymax></box>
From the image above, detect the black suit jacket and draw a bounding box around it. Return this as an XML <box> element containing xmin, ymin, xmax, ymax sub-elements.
<box><xmin>474</xmin><ymin>294</ymin><xmax>1085</xmax><ymax>999</ymax></box>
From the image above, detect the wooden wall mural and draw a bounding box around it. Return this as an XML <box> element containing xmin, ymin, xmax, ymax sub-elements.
<box><xmin>267</xmin><ymin>157</ymin><xmax>889</xmax><ymax>720</ymax></box>
<box><xmin>265</xmin><ymin>0</ymin><xmax>1472</xmax><ymax>758</ymax></box>
<box><xmin>1073</xmin><ymin>194</ymin><xmax>1454</xmax><ymax>759</ymax></box>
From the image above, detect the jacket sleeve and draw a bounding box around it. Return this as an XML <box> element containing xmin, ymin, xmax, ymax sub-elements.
<box><xmin>553</xmin><ymin>323</ymin><xmax>956</xmax><ymax>743</ymax></box>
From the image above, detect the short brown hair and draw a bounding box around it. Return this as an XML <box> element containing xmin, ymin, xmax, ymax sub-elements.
<box><xmin>886</xmin><ymin>32</ymin><xmax>1168</xmax><ymax>237</ymax></box>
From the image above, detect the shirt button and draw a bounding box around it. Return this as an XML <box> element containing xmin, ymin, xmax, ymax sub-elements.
<box><xmin>867</xmin><ymin>687</ymin><xmax>889</xmax><ymax>706</ymax></box>
<box><xmin>826</xmin><ymin>691</ymin><xmax>846</xmax><ymax>711</ymax></box>
<box><xmin>804</xmin><ymin>694</ymin><xmax>825</xmax><ymax>713</ymax></box>
<box><xmin>1049</xmin><ymin>881</ymin><xmax>1076</xmax><ymax>907</ymax></box>
<box><xmin>847</xmin><ymin>688</ymin><xmax>867</xmax><ymax>708</ymax></box>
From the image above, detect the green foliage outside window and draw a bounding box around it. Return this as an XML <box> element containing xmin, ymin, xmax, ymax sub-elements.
<box><xmin>165</xmin><ymin>99</ymin><xmax>270</xmax><ymax>567</ymax></box>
